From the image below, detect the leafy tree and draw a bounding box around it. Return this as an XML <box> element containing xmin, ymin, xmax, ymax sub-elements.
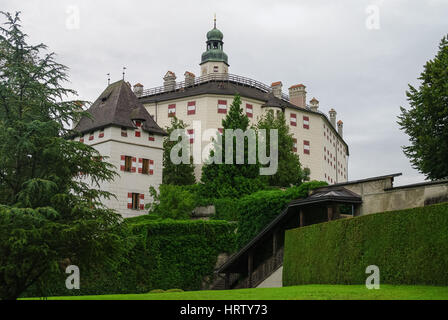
<box><xmin>162</xmin><ymin>116</ymin><xmax>196</xmax><ymax>185</ymax></box>
<box><xmin>0</xmin><ymin>12</ymin><xmax>126</xmax><ymax>300</ymax></box>
<box><xmin>147</xmin><ymin>185</ymin><xmax>196</xmax><ymax>220</ymax></box>
<box><xmin>257</xmin><ymin>110</ymin><xmax>309</xmax><ymax>187</ymax></box>
<box><xmin>398</xmin><ymin>34</ymin><xmax>448</xmax><ymax>180</ymax></box>
<box><xmin>201</xmin><ymin>94</ymin><xmax>265</xmax><ymax>198</ymax></box>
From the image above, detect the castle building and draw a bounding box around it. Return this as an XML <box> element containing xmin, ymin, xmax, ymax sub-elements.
<box><xmin>73</xmin><ymin>80</ymin><xmax>166</xmax><ymax>218</ymax></box>
<box><xmin>135</xmin><ymin>21</ymin><xmax>349</xmax><ymax>184</ymax></box>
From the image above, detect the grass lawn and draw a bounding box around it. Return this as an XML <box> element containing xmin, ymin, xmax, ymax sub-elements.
<box><xmin>25</xmin><ymin>285</ymin><xmax>448</xmax><ymax>300</ymax></box>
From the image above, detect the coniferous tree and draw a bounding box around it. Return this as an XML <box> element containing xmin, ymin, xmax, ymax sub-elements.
<box><xmin>257</xmin><ymin>110</ymin><xmax>309</xmax><ymax>187</ymax></box>
<box><xmin>162</xmin><ymin>117</ymin><xmax>196</xmax><ymax>185</ymax></box>
<box><xmin>398</xmin><ymin>34</ymin><xmax>448</xmax><ymax>180</ymax></box>
<box><xmin>201</xmin><ymin>94</ymin><xmax>265</xmax><ymax>198</ymax></box>
<box><xmin>0</xmin><ymin>12</ymin><xmax>125</xmax><ymax>300</ymax></box>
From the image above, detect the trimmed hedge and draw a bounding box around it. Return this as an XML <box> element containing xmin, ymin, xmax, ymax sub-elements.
<box><xmin>283</xmin><ymin>203</ymin><xmax>448</xmax><ymax>286</ymax></box>
<box><xmin>23</xmin><ymin>219</ymin><xmax>236</xmax><ymax>297</ymax></box>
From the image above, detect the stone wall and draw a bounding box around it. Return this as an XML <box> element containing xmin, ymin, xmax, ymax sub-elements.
<box><xmin>341</xmin><ymin>177</ymin><xmax>448</xmax><ymax>216</ymax></box>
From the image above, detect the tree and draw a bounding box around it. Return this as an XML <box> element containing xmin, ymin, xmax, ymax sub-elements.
<box><xmin>0</xmin><ymin>12</ymin><xmax>126</xmax><ymax>300</ymax></box>
<box><xmin>398</xmin><ymin>34</ymin><xmax>448</xmax><ymax>180</ymax></box>
<box><xmin>162</xmin><ymin>116</ymin><xmax>196</xmax><ymax>185</ymax></box>
<box><xmin>201</xmin><ymin>94</ymin><xmax>265</xmax><ymax>198</ymax></box>
<box><xmin>257</xmin><ymin>110</ymin><xmax>309</xmax><ymax>187</ymax></box>
<box><xmin>147</xmin><ymin>185</ymin><xmax>196</xmax><ymax>220</ymax></box>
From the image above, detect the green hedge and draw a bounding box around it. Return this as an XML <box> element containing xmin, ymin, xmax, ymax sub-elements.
<box><xmin>23</xmin><ymin>219</ymin><xmax>236</xmax><ymax>297</ymax></box>
<box><xmin>236</xmin><ymin>181</ymin><xmax>327</xmax><ymax>248</ymax></box>
<box><xmin>283</xmin><ymin>203</ymin><xmax>448</xmax><ymax>286</ymax></box>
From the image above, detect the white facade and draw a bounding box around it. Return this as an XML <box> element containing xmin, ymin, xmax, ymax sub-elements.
<box><xmin>142</xmin><ymin>94</ymin><xmax>348</xmax><ymax>184</ymax></box>
<box><xmin>75</xmin><ymin>125</ymin><xmax>163</xmax><ymax>218</ymax></box>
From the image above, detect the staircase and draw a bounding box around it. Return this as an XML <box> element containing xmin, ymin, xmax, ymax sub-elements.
<box><xmin>211</xmin><ymin>247</ymin><xmax>284</xmax><ymax>290</ymax></box>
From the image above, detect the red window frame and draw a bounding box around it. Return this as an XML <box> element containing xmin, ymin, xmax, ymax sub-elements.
<box><xmin>217</xmin><ymin>100</ymin><xmax>227</xmax><ymax>114</ymax></box>
<box><xmin>290</xmin><ymin>113</ymin><xmax>297</xmax><ymax>126</ymax></box>
<box><xmin>303</xmin><ymin>140</ymin><xmax>310</xmax><ymax>155</ymax></box>
<box><xmin>246</xmin><ymin>104</ymin><xmax>253</xmax><ymax>118</ymax></box>
<box><xmin>187</xmin><ymin>101</ymin><xmax>196</xmax><ymax>115</ymax></box>
<box><xmin>303</xmin><ymin>116</ymin><xmax>310</xmax><ymax>129</ymax></box>
<box><xmin>168</xmin><ymin>104</ymin><xmax>176</xmax><ymax>117</ymax></box>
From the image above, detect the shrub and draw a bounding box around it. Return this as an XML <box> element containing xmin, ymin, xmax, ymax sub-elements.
<box><xmin>147</xmin><ymin>185</ymin><xmax>197</xmax><ymax>219</ymax></box>
<box><xmin>213</xmin><ymin>198</ymin><xmax>240</xmax><ymax>221</ymax></box>
<box><xmin>23</xmin><ymin>220</ymin><xmax>237</xmax><ymax>297</ymax></box>
<box><xmin>166</xmin><ymin>289</ymin><xmax>184</xmax><ymax>293</ymax></box>
<box><xmin>283</xmin><ymin>203</ymin><xmax>448</xmax><ymax>286</ymax></box>
<box><xmin>149</xmin><ymin>289</ymin><xmax>165</xmax><ymax>294</ymax></box>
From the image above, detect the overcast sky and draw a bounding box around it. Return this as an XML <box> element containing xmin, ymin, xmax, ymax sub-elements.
<box><xmin>2</xmin><ymin>0</ymin><xmax>447</xmax><ymax>186</ymax></box>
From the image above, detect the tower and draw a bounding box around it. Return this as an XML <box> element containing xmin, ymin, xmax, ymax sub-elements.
<box><xmin>200</xmin><ymin>16</ymin><xmax>229</xmax><ymax>76</ymax></box>
<box><xmin>73</xmin><ymin>80</ymin><xmax>166</xmax><ymax>218</ymax></box>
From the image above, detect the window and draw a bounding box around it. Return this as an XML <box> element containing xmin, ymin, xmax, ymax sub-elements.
<box><xmin>303</xmin><ymin>116</ymin><xmax>310</xmax><ymax>129</ymax></box>
<box><xmin>187</xmin><ymin>101</ymin><xmax>196</xmax><ymax>115</ymax></box>
<box><xmin>148</xmin><ymin>135</ymin><xmax>155</xmax><ymax>142</ymax></box>
<box><xmin>79</xmin><ymin>137</ymin><xmax>84</xmax><ymax>143</ymax></box>
<box><xmin>217</xmin><ymin>100</ymin><xmax>227</xmax><ymax>114</ymax></box>
<box><xmin>121</xmin><ymin>127</ymin><xmax>128</xmax><ymax>137</ymax></box>
<box><xmin>89</xmin><ymin>131</ymin><xmax>94</xmax><ymax>141</ymax></box>
<box><xmin>138</xmin><ymin>158</ymin><xmax>149</xmax><ymax>174</ymax></box>
<box><xmin>168</xmin><ymin>104</ymin><xmax>176</xmax><ymax>117</ymax></box>
<box><xmin>292</xmin><ymin>138</ymin><xmax>298</xmax><ymax>153</ymax></box>
<box><xmin>214</xmin><ymin>66</ymin><xmax>219</xmax><ymax>73</ymax></box>
<box><xmin>188</xmin><ymin>129</ymin><xmax>194</xmax><ymax>144</ymax></box>
<box><xmin>99</xmin><ymin>129</ymin><xmax>104</xmax><ymax>138</ymax></box>
<box><xmin>303</xmin><ymin>140</ymin><xmax>310</xmax><ymax>155</ymax></box>
<box><xmin>246</xmin><ymin>104</ymin><xmax>253</xmax><ymax>118</ymax></box>
<box><xmin>121</xmin><ymin>155</ymin><xmax>135</xmax><ymax>172</ymax></box>
<box><xmin>290</xmin><ymin>113</ymin><xmax>297</xmax><ymax>126</ymax></box>
<box><xmin>138</xmin><ymin>159</ymin><xmax>154</xmax><ymax>175</ymax></box>
<box><xmin>128</xmin><ymin>193</ymin><xmax>145</xmax><ymax>210</ymax></box>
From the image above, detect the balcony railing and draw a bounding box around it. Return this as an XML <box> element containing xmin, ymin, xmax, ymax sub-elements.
<box><xmin>137</xmin><ymin>73</ymin><xmax>290</xmax><ymax>102</ymax></box>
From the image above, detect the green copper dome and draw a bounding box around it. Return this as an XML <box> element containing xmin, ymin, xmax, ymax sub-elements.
<box><xmin>207</xmin><ymin>27</ymin><xmax>223</xmax><ymax>41</ymax></box>
<box><xmin>200</xmin><ymin>24</ymin><xmax>229</xmax><ymax>66</ymax></box>
<box><xmin>201</xmin><ymin>49</ymin><xmax>228</xmax><ymax>65</ymax></box>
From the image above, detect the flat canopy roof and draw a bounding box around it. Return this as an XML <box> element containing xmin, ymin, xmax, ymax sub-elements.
<box><xmin>217</xmin><ymin>187</ymin><xmax>362</xmax><ymax>274</ymax></box>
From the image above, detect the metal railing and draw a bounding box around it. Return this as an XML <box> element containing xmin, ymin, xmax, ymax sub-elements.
<box><xmin>137</xmin><ymin>73</ymin><xmax>290</xmax><ymax>102</ymax></box>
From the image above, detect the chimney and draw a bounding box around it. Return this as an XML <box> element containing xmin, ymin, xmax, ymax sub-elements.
<box><xmin>163</xmin><ymin>71</ymin><xmax>177</xmax><ymax>91</ymax></box>
<box><xmin>289</xmin><ymin>84</ymin><xmax>307</xmax><ymax>108</ymax></box>
<box><xmin>337</xmin><ymin>120</ymin><xmax>344</xmax><ymax>137</ymax></box>
<box><xmin>309</xmin><ymin>97</ymin><xmax>319</xmax><ymax>112</ymax></box>
<box><xmin>271</xmin><ymin>81</ymin><xmax>283</xmax><ymax>99</ymax></box>
<box><xmin>184</xmin><ymin>71</ymin><xmax>195</xmax><ymax>87</ymax></box>
<box><xmin>133</xmin><ymin>83</ymin><xmax>144</xmax><ymax>96</ymax></box>
<box><xmin>329</xmin><ymin>108</ymin><xmax>337</xmax><ymax>128</ymax></box>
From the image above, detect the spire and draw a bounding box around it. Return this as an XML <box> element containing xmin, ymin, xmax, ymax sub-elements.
<box><xmin>214</xmin><ymin>13</ymin><xmax>216</xmax><ymax>28</ymax></box>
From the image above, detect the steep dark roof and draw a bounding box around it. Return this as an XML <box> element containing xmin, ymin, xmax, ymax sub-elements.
<box><xmin>138</xmin><ymin>80</ymin><xmax>349</xmax><ymax>154</ymax></box>
<box><xmin>74</xmin><ymin>80</ymin><xmax>166</xmax><ymax>136</ymax></box>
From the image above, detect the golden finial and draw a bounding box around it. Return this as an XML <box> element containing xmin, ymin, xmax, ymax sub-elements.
<box><xmin>214</xmin><ymin>13</ymin><xmax>216</xmax><ymax>28</ymax></box>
